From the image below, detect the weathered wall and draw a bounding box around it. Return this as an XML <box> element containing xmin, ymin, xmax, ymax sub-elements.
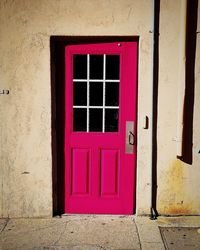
<box><xmin>157</xmin><ymin>0</ymin><xmax>200</xmax><ymax>215</ymax></box>
<box><xmin>0</xmin><ymin>0</ymin><xmax>199</xmax><ymax>217</ymax></box>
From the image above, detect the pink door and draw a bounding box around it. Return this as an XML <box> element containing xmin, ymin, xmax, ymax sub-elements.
<box><xmin>65</xmin><ymin>42</ymin><xmax>137</xmax><ymax>214</ymax></box>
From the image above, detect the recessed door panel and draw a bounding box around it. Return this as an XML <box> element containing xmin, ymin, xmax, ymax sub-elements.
<box><xmin>65</xmin><ymin>42</ymin><xmax>137</xmax><ymax>214</ymax></box>
<box><xmin>72</xmin><ymin>149</ymin><xmax>89</xmax><ymax>195</ymax></box>
<box><xmin>101</xmin><ymin>150</ymin><xmax>119</xmax><ymax>196</ymax></box>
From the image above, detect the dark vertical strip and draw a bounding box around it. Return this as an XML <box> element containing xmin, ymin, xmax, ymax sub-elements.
<box><xmin>51</xmin><ymin>38</ymin><xmax>66</xmax><ymax>215</ymax></box>
<box><xmin>50</xmin><ymin>38</ymin><xmax>57</xmax><ymax>215</ymax></box>
<box><xmin>181</xmin><ymin>0</ymin><xmax>198</xmax><ymax>164</ymax></box>
<box><xmin>150</xmin><ymin>0</ymin><xmax>160</xmax><ymax>220</ymax></box>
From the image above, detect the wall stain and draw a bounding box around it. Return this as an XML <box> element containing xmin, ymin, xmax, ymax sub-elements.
<box><xmin>167</xmin><ymin>206</ymin><xmax>191</xmax><ymax>215</ymax></box>
<box><xmin>21</xmin><ymin>172</ymin><xmax>30</xmax><ymax>175</ymax></box>
<box><xmin>159</xmin><ymin>160</ymin><xmax>197</xmax><ymax>215</ymax></box>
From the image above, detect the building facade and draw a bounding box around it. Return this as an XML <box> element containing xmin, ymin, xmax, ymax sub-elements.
<box><xmin>0</xmin><ymin>0</ymin><xmax>200</xmax><ymax>218</ymax></box>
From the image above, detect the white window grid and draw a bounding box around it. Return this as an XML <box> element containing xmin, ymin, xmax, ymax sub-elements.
<box><xmin>73</xmin><ymin>54</ymin><xmax>120</xmax><ymax>132</ymax></box>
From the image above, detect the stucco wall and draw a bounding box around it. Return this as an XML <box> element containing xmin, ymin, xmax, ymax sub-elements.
<box><xmin>0</xmin><ymin>0</ymin><xmax>199</xmax><ymax>218</ymax></box>
<box><xmin>157</xmin><ymin>0</ymin><xmax>200</xmax><ymax>215</ymax></box>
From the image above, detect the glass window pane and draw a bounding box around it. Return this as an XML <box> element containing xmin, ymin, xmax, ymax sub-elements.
<box><xmin>89</xmin><ymin>109</ymin><xmax>102</xmax><ymax>132</ymax></box>
<box><xmin>90</xmin><ymin>55</ymin><xmax>103</xmax><ymax>79</ymax></box>
<box><xmin>105</xmin><ymin>109</ymin><xmax>119</xmax><ymax>132</ymax></box>
<box><xmin>73</xmin><ymin>108</ymin><xmax>87</xmax><ymax>131</ymax></box>
<box><xmin>105</xmin><ymin>82</ymin><xmax>119</xmax><ymax>106</ymax></box>
<box><xmin>106</xmin><ymin>55</ymin><xmax>120</xmax><ymax>80</ymax></box>
<box><xmin>74</xmin><ymin>82</ymin><xmax>87</xmax><ymax>106</ymax></box>
<box><xmin>73</xmin><ymin>55</ymin><xmax>87</xmax><ymax>79</ymax></box>
<box><xmin>89</xmin><ymin>82</ymin><xmax>103</xmax><ymax>106</ymax></box>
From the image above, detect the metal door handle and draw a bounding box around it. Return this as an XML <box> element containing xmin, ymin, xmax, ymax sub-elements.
<box><xmin>126</xmin><ymin>121</ymin><xmax>134</xmax><ymax>154</ymax></box>
<box><xmin>129</xmin><ymin>131</ymin><xmax>134</xmax><ymax>145</ymax></box>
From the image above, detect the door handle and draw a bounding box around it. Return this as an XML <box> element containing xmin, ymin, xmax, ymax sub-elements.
<box><xmin>126</xmin><ymin>121</ymin><xmax>134</xmax><ymax>154</ymax></box>
<box><xmin>129</xmin><ymin>131</ymin><xmax>134</xmax><ymax>145</ymax></box>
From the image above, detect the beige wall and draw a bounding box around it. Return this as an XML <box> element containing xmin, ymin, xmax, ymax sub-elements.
<box><xmin>0</xmin><ymin>0</ymin><xmax>199</xmax><ymax>217</ymax></box>
<box><xmin>157</xmin><ymin>0</ymin><xmax>200</xmax><ymax>215</ymax></box>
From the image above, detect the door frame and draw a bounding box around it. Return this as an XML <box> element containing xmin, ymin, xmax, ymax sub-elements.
<box><xmin>50</xmin><ymin>36</ymin><xmax>139</xmax><ymax>216</ymax></box>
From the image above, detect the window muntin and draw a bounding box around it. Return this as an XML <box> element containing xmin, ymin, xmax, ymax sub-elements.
<box><xmin>73</xmin><ymin>54</ymin><xmax>120</xmax><ymax>132</ymax></box>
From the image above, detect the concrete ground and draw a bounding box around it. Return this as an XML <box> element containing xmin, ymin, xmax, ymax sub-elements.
<box><xmin>0</xmin><ymin>215</ymin><xmax>200</xmax><ymax>250</ymax></box>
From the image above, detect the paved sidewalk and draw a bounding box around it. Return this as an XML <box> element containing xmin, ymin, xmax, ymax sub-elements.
<box><xmin>0</xmin><ymin>215</ymin><xmax>200</xmax><ymax>250</ymax></box>
<box><xmin>135</xmin><ymin>216</ymin><xmax>200</xmax><ymax>250</ymax></box>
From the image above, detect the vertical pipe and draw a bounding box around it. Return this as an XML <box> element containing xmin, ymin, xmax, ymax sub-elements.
<box><xmin>150</xmin><ymin>0</ymin><xmax>160</xmax><ymax>220</ymax></box>
<box><xmin>176</xmin><ymin>0</ymin><xmax>187</xmax><ymax>158</ymax></box>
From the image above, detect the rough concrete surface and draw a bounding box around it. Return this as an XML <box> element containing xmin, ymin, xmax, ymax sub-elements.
<box><xmin>135</xmin><ymin>216</ymin><xmax>165</xmax><ymax>250</ymax></box>
<box><xmin>0</xmin><ymin>215</ymin><xmax>140</xmax><ymax>250</ymax></box>
<box><xmin>0</xmin><ymin>219</ymin><xmax>8</xmax><ymax>234</ymax></box>
<box><xmin>160</xmin><ymin>227</ymin><xmax>200</xmax><ymax>250</ymax></box>
<box><xmin>135</xmin><ymin>216</ymin><xmax>200</xmax><ymax>250</ymax></box>
<box><xmin>1</xmin><ymin>215</ymin><xmax>200</xmax><ymax>250</ymax></box>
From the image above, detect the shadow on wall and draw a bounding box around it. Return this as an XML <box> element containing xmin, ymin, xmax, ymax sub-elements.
<box><xmin>50</xmin><ymin>36</ymin><xmax>138</xmax><ymax>215</ymax></box>
<box><xmin>181</xmin><ymin>0</ymin><xmax>198</xmax><ymax>164</ymax></box>
<box><xmin>50</xmin><ymin>38</ymin><xmax>66</xmax><ymax>216</ymax></box>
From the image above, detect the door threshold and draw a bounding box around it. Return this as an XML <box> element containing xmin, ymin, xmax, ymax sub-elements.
<box><xmin>61</xmin><ymin>213</ymin><xmax>134</xmax><ymax>218</ymax></box>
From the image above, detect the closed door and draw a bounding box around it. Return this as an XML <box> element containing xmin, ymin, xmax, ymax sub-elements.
<box><xmin>65</xmin><ymin>42</ymin><xmax>137</xmax><ymax>214</ymax></box>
